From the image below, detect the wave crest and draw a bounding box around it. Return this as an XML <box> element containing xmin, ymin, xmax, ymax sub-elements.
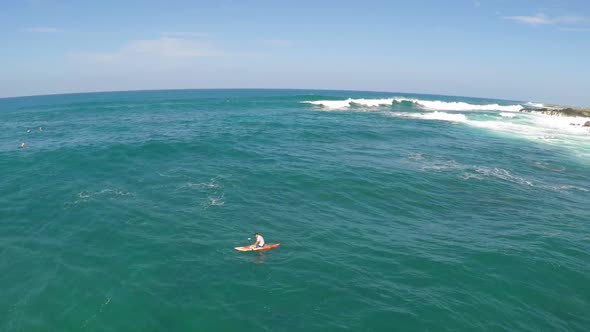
<box><xmin>499</xmin><ymin>112</ymin><xmax>517</xmax><ymax>118</ymax></box>
<box><xmin>302</xmin><ymin>97</ymin><xmax>523</xmax><ymax>112</ymax></box>
<box><xmin>392</xmin><ymin>111</ymin><xmax>467</xmax><ymax>122</ymax></box>
<box><xmin>526</xmin><ymin>102</ymin><xmax>545</xmax><ymax>108</ymax></box>
<box><xmin>393</xmin><ymin>98</ymin><xmax>523</xmax><ymax>112</ymax></box>
<box><xmin>302</xmin><ymin>98</ymin><xmax>394</xmax><ymax>109</ymax></box>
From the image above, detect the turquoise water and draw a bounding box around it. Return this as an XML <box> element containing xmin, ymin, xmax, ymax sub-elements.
<box><xmin>1</xmin><ymin>89</ymin><xmax>589</xmax><ymax>331</ymax></box>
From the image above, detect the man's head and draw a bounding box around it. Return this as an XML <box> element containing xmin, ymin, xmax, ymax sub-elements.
<box><xmin>254</xmin><ymin>232</ymin><xmax>259</xmax><ymax>236</ymax></box>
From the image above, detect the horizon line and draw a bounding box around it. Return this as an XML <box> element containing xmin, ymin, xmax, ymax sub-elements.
<box><xmin>0</xmin><ymin>87</ymin><xmax>545</xmax><ymax>107</ymax></box>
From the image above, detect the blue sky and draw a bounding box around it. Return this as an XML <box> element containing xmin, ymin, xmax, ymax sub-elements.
<box><xmin>1</xmin><ymin>0</ymin><xmax>589</xmax><ymax>106</ymax></box>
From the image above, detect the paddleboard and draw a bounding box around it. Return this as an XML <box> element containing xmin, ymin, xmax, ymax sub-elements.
<box><xmin>234</xmin><ymin>243</ymin><xmax>280</xmax><ymax>252</ymax></box>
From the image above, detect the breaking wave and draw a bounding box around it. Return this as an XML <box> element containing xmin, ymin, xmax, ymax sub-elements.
<box><xmin>388</xmin><ymin>110</ymin><xmax>590</xmax><ymax>158</ymax></box>
<box><xmin>526</xmin><ymin>102</ymin><xmax>545</xmax><ymax>108</ymax></box>
<box><xmin>393</xmin><ymin>111</ymin><xmax>467</xmax><ymax>122</ymax></box>
<box><xmin>499</xmin><ymin>112</ymin><xmax>517</xmax><ymax>118</ymax></box>
<box><xmin>302</xmin><ymin>98</ymin><xmax>394</xmax><ymax>109</ymax></box>
<box><xmin>302</xmin><ymin>97</ymin><xmax>523</xmax><ymax>112</ymax></box>
<box><xmin>393</xmin><ymin>98</ymin><xmax>523</xmax><ymax>112</ymax></box>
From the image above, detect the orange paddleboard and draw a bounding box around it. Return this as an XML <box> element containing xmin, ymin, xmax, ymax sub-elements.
<box><xmin>234</xmin><ymin>243</ymin><xmax>280</xmax><ymax>252</ymax></box>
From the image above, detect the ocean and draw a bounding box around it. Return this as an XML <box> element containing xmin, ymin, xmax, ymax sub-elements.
<box><xmin>1</xmin><ymin>89</ymin><xmax>589</xmax><ymax>331</ymax></box>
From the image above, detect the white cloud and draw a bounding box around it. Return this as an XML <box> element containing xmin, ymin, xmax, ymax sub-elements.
<box><xmin>503</xmin><ymin>13</ymin><xmax>590</xmax><ymax>26</ymax></box>
<box><xmin>27</xmin><ymin>27</ymin><xmax>64</xmax><ymax>33</ymax></box>
<box><xmin>69</xmin><ymin>37</ymin><xmax>222</xmax><ymax>65</ymax></box>
<box><xmin>503</xmin><ymin>13</ymin><xmax>552</xmax><ymax>25</ymax></box>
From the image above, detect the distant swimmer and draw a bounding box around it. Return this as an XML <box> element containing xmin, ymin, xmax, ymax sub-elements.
<box><xmin>39</xmin><ymin>127</ymin><xmax>43</xmax><ymax>132</ymax></box>
<box><xmin>251</xmin><ymin>232</ymin><xmax>265</xmax><ymax>249</ymax></box>
<box><xmin>21</xmin><ymin>142</ymin><xmax>26</xmax><ymax>148</ymax></box>
<box><xmin>27</xmin><ymin>129</ymin><xmax>31</xmax><ymax>133</ymax></box>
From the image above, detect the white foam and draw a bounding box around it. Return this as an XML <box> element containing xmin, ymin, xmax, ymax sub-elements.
<box><xmin>499</xmin><ymin>112</ymin><xmax>516</xmax><ymax>118</ymax></box>
<box><xmin>545</xmin><ymin>185</ymin><xmax>589</xmax><ymax>192</ymax></box>
<box><xmin>404</xmin><ymin>154</ymin><xmax>535</xmax><ymax>187</ymax></box>
<box><xmin>403</xmin><ymin>154</ymin><xmax>466</xmax><ymax>172</ymax></box>
<box><xmin>202</xmin><ymin>194</ymin><xmax>225</xmax><ymax>209</ymax></box>
<box><xmin>302</xmin><ymin>98</ymin><xmax>396</xmax><ymax>109</ymax></box>
<box><xmin>349</xmin><ymin>98</ymin><xmax>395</xmax><ymax>107</ymax></box>
<box><xmin>209</xmin><ymin>197</ymin><xmax>225</xmax><ymax>206</ymax></box>
<box><xmin>97</xmin><ymin>188</ymin><xmax>132</xmax><ymax>197</ymax></box>
<box><xmin>421</xmin><ymin>159</ymin><xmax>464</xmax><ymax>171</ymax></box>
<box><xmin>302</xmin><ymin>97</ymin><xmax>523</xmax><ymax>112</ymax></box>
<box><xmin>462</xmin><ymin>167</ymin><xmax>534</xmax><ymax>186</ymax></box>
<box><xmin>303</xmin><ymin>97</ymin><xmax>589</xmax><ymax>158</ymax></box>
<box><xmin>533</xmin><ymin>114</ymin><xmax>590</xmax><ymax>132</ymax></box>
<box><xmin>302</xmin><ymin>99</ymin><xmax>353</xmax><ymax>109</ymax></box>
<box><xmin>185</xmin><ymin>179</ymin><xmax>219</xmax><ymax>189</ymax></box>
<box><xmin>526</xmin><ymin>102</ymin><xmax>545</xmax><ymax>108</ymax></box>
<box><xmin>395</xmin><ymin>109</ymin><xmax>588</xmax><ymax>140</ymax></box>
<box><xmin>394</xmin><ymin>98</ymin><xmax>523</xmax><ymax>112</ymax></box>
<box><xmin>533</xmin><ymin>161</ymin><xmax>565</xmax><ymax>172</ymax></box>
<box><xmin>393</xmin><ymin>111</ymin><xmax>467</xmax><ymax>122</ymax></box>
<box><xmin>467</xmin><ymin>119</ymin><xmax>533</xmax><ymax>132</ymax></box>
<box><xmin>391</xmin><ymin>109</ymin><xmax>589</xmax><ymax>139</ymax></box>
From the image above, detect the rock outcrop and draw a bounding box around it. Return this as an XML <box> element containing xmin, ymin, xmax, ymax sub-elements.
<box><xmin>520</xmin><ymin>107</ymin><xmax>590</xmax><ymax>117</ymax></box>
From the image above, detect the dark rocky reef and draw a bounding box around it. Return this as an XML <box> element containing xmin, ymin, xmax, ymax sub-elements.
<box><xmin>520</xmin><ymin>107</ymin><xmax>590</xmax><ymax>117</ymax></box>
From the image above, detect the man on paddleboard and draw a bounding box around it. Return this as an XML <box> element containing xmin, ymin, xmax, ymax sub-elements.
<box><xmin>252</xmin><ymin>232</ymin><xmax>265</xmax><ymax>248</ymax></box>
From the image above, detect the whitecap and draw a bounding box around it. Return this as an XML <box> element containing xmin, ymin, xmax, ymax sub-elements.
<box><xmin>302</xmin><ymin>98</ymin><xmax>394</xmax><ymax>109</ymax></box>
<box><xmin>532</xmin><ymin>114</ymin><xmax>590</xmax><ymax>132</ymax></box>
<box><xmin>499</xmin><ymin>112</ymin><xmax>516</xmax><ymax>118</ymax></box>
<box><xmin>185</xmin><ymin>180</ymin><xmax>219</xmax><ymax>189</ymax></box>
<box><xmin>393</xmin><ymin>98</ymin><xmax>523</xmax><ymax>112</ymax></box>
<box><xmin>201</xmin><ymin>192</ymin><xmax>225</xmax><ymax>210</ymax></box>
<box><xmin>404</xmin><ymin>153</ymin><xmax>466</xmax><ymax>172</ymax></box>
<box><xmin>406</xmin><ymin>152</ymin><xmax>425</xmax><ymax>162</ymax></box>
<box><xmin>404</xmin><ymin>154</ymin><xmax>535</xmax><ymax>187</ymax></box>
<box><xmin>392</xmin><ymin>111</ymin><xmax>467</xmax><ymax>122</ymax></box>
<box><xmin>390</xmin><ymin>110</ymin><xmax>590</xmax><ymax>150</ymax></box>
<box><xmin>421</xmin><ymin>159</ymin><xmax>464</xmax><ymax>172</ymax></box>
<box><xmin>461</xmin><ymin>167</ymin><xmax>534</xmax><ymax>186</ymax></box>
<box><xmin>533</xmin><ymin>161</ymin><xmax>565</xmax><ymax>172</ymax></box>
<box><xmin>414</xmin><ymin>111</ymin><xmax>467</xmax><ymax>122</ymax></box>
<box><xmin>209</xmin><ymin>197</ymin><xmax>225</xmax><ymax>206</ymax></box>
<box><xmin>97</xmin><ymin>188</ymin><xmax>132</xmax><ymax>197</ymax></box>
<box><xmin>526</xmin><ymin>102</ymin><xmax>545</xmax><ymax>108</ymax></box>
<box><xmin>302</xmin><ymin>97</ymin><xmax>523</xmax><ymax>112</ymax></box>
<box><xmin>544</xmin><ymin>185</ymin><xmax>589</xmax><ymax>193</ymax></box>
<box><xmin>349</xmin><ymin>98</ymin><xmax>395</xmax><ymax>107</ymax></box>
<box><xmin>301</xmin><ymin>99</ymin><xmax>353</xmax><ymax>109</ymax></box>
